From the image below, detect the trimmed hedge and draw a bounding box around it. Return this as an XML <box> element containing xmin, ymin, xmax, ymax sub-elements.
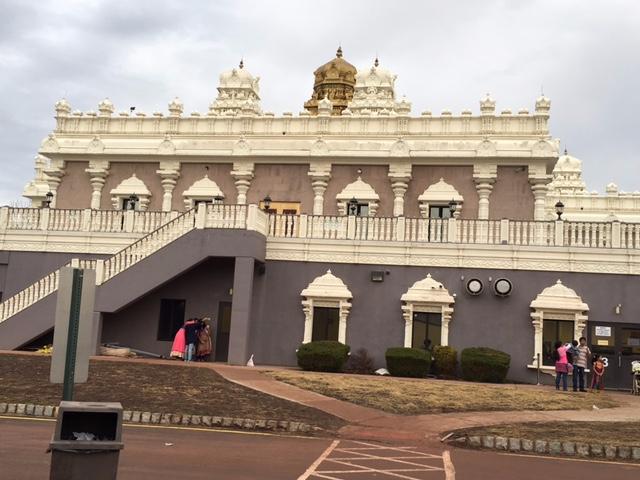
<box><xmin>460</xmin><ymin>347</ymin><xmax>511</xmax><ymax>383</ymax></box>
<box><xmin>432</xmin><ymin>345</ymin><xmax>458</xmax><ymax>377</ymax></box>
<box><xmin>385</xmin><ymin>347</ymin><xmax>431</xmax><ymax>378</ymax></box>
<box><xmin>296</xmin><ymin>341</ymin><xmax>350</xmax><ymax>372</ymax></box>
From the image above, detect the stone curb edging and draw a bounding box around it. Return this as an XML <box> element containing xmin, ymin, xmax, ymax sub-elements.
<box><xmin>451</xmin><ymin>434</ymin><xmax>640</xmax><ymax>461</ymax></box>
<box><xmin>0</xmin><ymin>402</ymin><xmax>317</xmax><ymax>434</ymax></box>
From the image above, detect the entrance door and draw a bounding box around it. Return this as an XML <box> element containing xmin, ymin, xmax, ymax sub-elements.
<box><xmin>214</xmin><ymin>302</ymin><xmax>232</xmax><ymax>362</ymax></box>
<box><xmin>590</xmin><ymin>323</ymin><xmax>640</xmax><ymax>390</ymax></box>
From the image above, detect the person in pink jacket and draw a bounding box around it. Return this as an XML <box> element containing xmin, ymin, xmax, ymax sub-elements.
<box><xmin>170</xmin><ymin>325</ymin><xmax>186</xmax><ymax>360</ymax></box>
<box><xmin>553</xmin><ymin>340</ymin><xmax>569</xmax><ymax>391</ymax></box>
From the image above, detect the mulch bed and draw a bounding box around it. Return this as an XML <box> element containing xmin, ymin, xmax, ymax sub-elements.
<box><xmin>0</xmin><ymin>353</ymin><xmax>344</xmax><ymax>432</ymax></box>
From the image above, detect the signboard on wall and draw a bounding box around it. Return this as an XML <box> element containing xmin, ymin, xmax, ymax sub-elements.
<box><xmin>595</xmin><ymin>326</ymin><xmax>612</xmax><ymax>337</ymax></box>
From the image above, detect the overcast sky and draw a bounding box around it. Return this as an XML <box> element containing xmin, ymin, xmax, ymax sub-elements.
<box><xmin>1</xmin><ymin>0</ymin><xmax>638</xmax><ymax>205</ymax></box>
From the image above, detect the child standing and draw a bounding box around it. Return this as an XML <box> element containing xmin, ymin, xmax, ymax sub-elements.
<box><xmin>590</xmin><ymin>354</ymin><xmax>605</xmax><ymax>392</ymax></box>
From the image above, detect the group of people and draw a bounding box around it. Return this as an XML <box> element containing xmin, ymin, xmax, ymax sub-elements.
<box><xmin>170</xmin><ymin>317</ymin><xmax>213</xmax><ymax>362</ymax></box>
<box><xmin>553</xmin><ymin>336</ymin><xmax>605</xmax><ymax>392</ymax></box>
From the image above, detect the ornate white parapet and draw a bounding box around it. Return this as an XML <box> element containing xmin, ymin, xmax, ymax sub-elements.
<box><xmin>156</xmin><ymin>161</ymin><xmax>181</xmax><ymax>211</ymax></box>
<box><xmin>308</xmin><ymin>161</ymin><xmax>331</xmax><ymax>215</ymax></box>
<box><xmin>473</xmin><ymin>164</ymin><xmax>497</xmax><ymax>219</ymax></box>
<box><xmin>85</xmin><ymin>160</ymin><xmax>110</xmax><ymax>209</ymax></box>
<box><xmin>231</xmin><ymin>160</ymin><xmax>254</xmax><ymax>205</ymax></box>
<box><xmin>388</xmin><ymin>162</ymin><xmax>412</xmax><ymax>217</ymax></box>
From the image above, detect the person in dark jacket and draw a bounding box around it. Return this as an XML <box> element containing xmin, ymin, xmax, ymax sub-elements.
<box><xmin>183</xmin><ymin>318</ymin><xmax>200</xmax><ymax>362</ymax></box>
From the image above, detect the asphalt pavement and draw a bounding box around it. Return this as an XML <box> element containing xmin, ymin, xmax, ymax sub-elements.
<box><xmin>2</xmin><ymin>417</ymin><xmax>640</xmax><ymax>479</ymax></box>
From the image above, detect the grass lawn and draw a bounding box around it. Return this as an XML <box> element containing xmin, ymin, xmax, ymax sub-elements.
<box><xmin>267</xmin><ymin>370</ymin><xmax>619</xmax><ymax>415</ymax></box>
<box><xmin>456</xmin><ymin>422</ymin><xmax>640</xmax><ymax>447</ymax></box>
<box><xmin>0</xmin><ymin>354</ymin><xmax>345</xmax><ymax>432</ymax></box>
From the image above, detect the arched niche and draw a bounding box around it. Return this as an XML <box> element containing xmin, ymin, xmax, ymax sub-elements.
<box><xmin>401</xmin><ymin>274</ymin><xmax>454</xmax><ymax>348</ymax></box>
<box><xmin>182</xmin><ymin>175</ymin><xmax>225</xmax><ymax>209</ymax></box>
<box><xmin>335</xmin><ymin>176</ymin><xmax>379</xmax><ymax>216</ymax></box>
<box><xmin>418</xmin><ymin>178</ymin><xmax>463</xmax><ymax>218</ymax></box>
<box><xmin>110</xmin><ymin>174</ymin><xmax>151</xmax><ymax>210</ymax></box>
<box><xmin>300</xmin><ymin>270</ymin><xmax>352</xmax><ymax>344</ymax></box>
<box><xmin>529</xmin><ymin>280</ymin><xmax>589</xmax><ymax>369</ymax></box>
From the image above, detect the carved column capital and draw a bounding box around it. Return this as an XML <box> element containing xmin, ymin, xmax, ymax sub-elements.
<box><xmin>529</xmin><ymin>168</ymin><xmax>552</xmax><ymax>221</ymax></box>
<box><xmin>473</xmin><ymin>164</ymin><xmax>497</xmax><ymax>220</ymax></box>
<box><xmin>156</xmin><ymin>161</ymin><xmax>181</xmax><ymax>212</ymax></box>
<box><xmin>231</xmin><ymin>161</ymin><xmax>255</xmax><ymax>205</ymax></box>
<box><xmin>308</xmin><ymin>161</ymin><xmax>332</xmax><ymax>215</ymax></box>
<box><xmin>85</xmin><ymin>160</ymin><xmax>110</xmax><ymax>209</ymax></box>
<box><xmin>43</xmin><ymin>159</ymin><xmax>66</xmax><ymax>208</ymax></box>
<box><xmin>388</xmin><ymin>162</ymin><xmax>412</xmax><ymax>217</ymax></box>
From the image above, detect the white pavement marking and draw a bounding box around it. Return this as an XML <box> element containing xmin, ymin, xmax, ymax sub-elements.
<box><xmin>443</xmin><ymin>450</ymin><xmax>456</xmax><ymax>480</ymax></box>
<box><xmin>304</xmin><ymin>440</ymin><xmax>449</xmax><ymax>479</ymax></box>
<box><xmin>297</xmin><ymin>439</ymin><xmax>340</xmax><ymax>480</ymax></box>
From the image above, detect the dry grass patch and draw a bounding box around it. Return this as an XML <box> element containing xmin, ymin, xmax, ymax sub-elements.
<box><xmin>0</xmin><ymin>354</ymin><xmax>345</xmax><ymax>432</ymax></box>
<box><xmin>458</xmin><ymin>422</ymin><xmax>640</xmax><ymax>447</ymax></box>
<box><xmin>267</xmin><ymin>371</ymin><xmax>619</xmax><ymax>415</ymax></box>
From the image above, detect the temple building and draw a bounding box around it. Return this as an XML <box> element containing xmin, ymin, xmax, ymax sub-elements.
<box><xmin>1</xmin><ymin>49</ymin><xmax>639</xmax><ymax>389</ymax></box>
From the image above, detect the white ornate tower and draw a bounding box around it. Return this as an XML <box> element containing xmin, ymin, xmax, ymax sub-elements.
<box><xmin>347</xmin><ymin>58</ymin><xmax>409</xmax><ymax>115</ymax></box>
<box><xmin>208</xmin><ymin>60</ymin><xmax>261</xmax><ymax>116</ymax></box>
<box><xmin>548</xmin><ymin>150</ymin><xmax>587</xmax><ymax>195</ymax></box>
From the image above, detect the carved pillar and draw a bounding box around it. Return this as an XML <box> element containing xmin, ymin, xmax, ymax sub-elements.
<box><xmin>85</xmin><ymin>160</ymin><xmax>110</xmax><ymax>209</ymax></box>
<box><xmin>338</xmin><ymin>300</ymin><xmax>351</xmax><ymax>345</ymax></box>
<box><xmin>302</xmin><ymin>300</ymin><xmax>313</xmax><ymax>344</ymax></box>
<box><xmin>529</xmin><ymin>179</ymin><xmax>550</xmax><ymax>221</ymax></box>
<box><xmin>231</xmin><ymin>161</ymin><xmax>254</xmax><ymax>205</ymax></box>
<box><xmin>156</xmin><ymin>161</ymin><xmax>181</xmax><ymax>212</ymax></box>
<box><xmin>473</xmin><ymin>164</ymin><xmax>497</xmax><ymax>220</ymax></box>
<box><xmin>531</xmin><ymin>311</ymin><xmax>543</xmax><ymax>365</ymax></box>
<box><xmin>388</xmin><ymin>162</ymin><xmax>412</xmax><ymax>217</ymax></box>
<box><xmin>308</xmin><ymin>161</ymin><xmax>331</xmax><ymax>215</ymax></box>
<box><xmin>43</xmin><ymin>160</ymin><xmax>66</xmax><ymax>208</ymax></box>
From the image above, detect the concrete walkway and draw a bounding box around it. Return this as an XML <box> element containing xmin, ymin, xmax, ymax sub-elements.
<box><xmin>209</xmin><ymin>363</ymin><xmax>640</xmax><ymax>443</ymax></box>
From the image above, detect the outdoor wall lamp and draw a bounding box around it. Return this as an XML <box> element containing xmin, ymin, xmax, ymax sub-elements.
<box><xmin>615</xmin><ymin>304</ymin><xmax>622</xmax><ymax>315</ymax></box>
<box><xmin>348</xmin><ymin>197</ymin><xmax>358</xmax><ymax>215</ymax></box>
<box><xmin>262</xmin><ymin>194</ymin><xmax>272</xmax><ymax>212</ymax></box>
<box><xmin>555</xmin><ymin>201</ymin><xmax>564</xmax><ymax>220</ymax></box>
<box><xmin>43</xmin><ymin>191</ymin><xmax>54</xmax><ymax>208</ymax></box>
<box><xmin>448</xmin><ymin>199</ymin><xmax>457</xmax><ymax>217</ymax></box>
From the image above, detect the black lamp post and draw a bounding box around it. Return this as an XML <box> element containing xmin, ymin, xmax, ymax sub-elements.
<box><xmin>448</xmin><ymin>199</ymin><xmax>457</xmax><ymax>218</ymax></box>
<box><xmin>213</xmin><ymin>195</ymin><xmax>224</xmax><ymax>205</ymax></box>
<box><xmin>555</xmin><ymin>201</ymin><xmax>564</xmax><ymax>220</ymax></box>
<box><xmin>44</xmin><ymin>191</ymin><xmax>54</xmax><ymax>208</ymax></box>
<box><xmin>262</xmin><ymin>195</ymin><xmax>272</xmax><ymax>212</ymax></box>
<box><xmin>127</xmin><ymin>194</ymin><xmax>139</xmax><ymax>211</ymax></box>
<box><xmin>348</xmin><ymin>197</ymin><xmax>358</xmax><ymax>216</ymax></box>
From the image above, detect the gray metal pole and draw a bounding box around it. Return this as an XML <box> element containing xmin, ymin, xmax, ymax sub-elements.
<box><xmin>62</xmin><ymin>269</ymin><xmax>84</xmax><ymax>401</ymax></box>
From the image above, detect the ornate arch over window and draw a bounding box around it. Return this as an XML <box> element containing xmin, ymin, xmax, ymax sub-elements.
<box><xmin>336</xmin><ymin>176</ymin><xmax>379</xmax><ymax>216</ymax></box>
<box><xmin>300</xmin><ymin>270</ymin><xmax>352</xmax><ymax>344</ymax></box>
<box><xmin>418</xmin><ymin>178</ymin><xmax>463</xmax><ymax>218</ymax></box>
<box><xmin>401</xmin><ymin>274</ymin><xmax>454</xmax><ymax>347</ymax></box>
<box><xmin>529</xmin><ymin>280</ymin><xmax>589</xmax><ymax>369</ymax></box>
<box><xmin>182</xmin><ymin>175</ymin><xmax>225</xmax><ymax>209</ymax></box>
<box><xmin>110</xmin><ymin>174</ymin><xmax>151</xmax><ymax>210</ymax></box>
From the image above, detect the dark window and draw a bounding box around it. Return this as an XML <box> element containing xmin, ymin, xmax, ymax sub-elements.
<box><xmin>542</xmin><ymin>319</ymin><xmax>573</xmax><ymax>366</ymax></box>
<box><xmin>429</xmin><ymin>205</ymin><xmax>452</xmax><ymax>219</ymax></box>
<box><xmin>412</xmin><ymin>312</ymin><xmax>442</xmax><ymax>350</ymax></box>
<box><xmin>157</xmin><ymin>299</ymin><xmax>186</xmax><ymax>341</ymax></box>
<box><xmin>312</xmin><ymin>307</ymin><xmax>339</xmax><ymax>342</ymax></box>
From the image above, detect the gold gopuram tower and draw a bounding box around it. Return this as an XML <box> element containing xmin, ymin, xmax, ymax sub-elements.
<box><xmin>304</xmin><ymin>47</ymin><xmax>357</xmax><ymax>115</ymax></box>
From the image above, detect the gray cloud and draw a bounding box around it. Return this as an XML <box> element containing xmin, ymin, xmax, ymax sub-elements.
<box><xmin>1</xmin><ymin>0</ymin><xmax>639</xmax><ymax>203</ymax></box>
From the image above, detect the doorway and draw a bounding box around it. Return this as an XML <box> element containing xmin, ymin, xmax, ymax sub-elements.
<box><xmin>589</xmin><ymin>323</ymin><xmax>640</xmax><ymax>390</ymax></box>
<box><xmin>214</xmin><ymin>301</ymin><xmax>232</xmax><ymax>362</ymax></box>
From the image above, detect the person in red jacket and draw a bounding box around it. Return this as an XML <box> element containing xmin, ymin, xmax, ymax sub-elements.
<box><xmin>590</xmin><ymin>354</ymin><xmax>606</xmax><ymax>392</ymax></box>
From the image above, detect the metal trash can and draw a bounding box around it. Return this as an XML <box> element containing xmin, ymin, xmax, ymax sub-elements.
<box><xmin>49</xmin><ymin>401</ymin><xmax>124</xmax><ymax>480</ymax></box>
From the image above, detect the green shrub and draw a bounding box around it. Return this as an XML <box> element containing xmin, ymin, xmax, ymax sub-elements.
<box><xmin>296</xmin><ymin>341</ymin><xmax>350</xmax><ymax>372</ymax></box>
<box><xmin>460</xmin><ymin>347</ymin><xmax>511</xmax><ymax>383</ymax></box>
<box><xmin>432</xmin><ymin>345</ymin><xmax>458</xmax><ymax>377</ymax></box>
<box><xmin>385</xmin><ymin>347</ymin><xmax>431</xmax><ymax>378</ymax></box>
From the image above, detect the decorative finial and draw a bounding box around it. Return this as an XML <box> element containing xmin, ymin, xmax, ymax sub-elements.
<box><xmin>239</xmin><ymin>58</ymin><xmax>244</xmax><ymax>69</ymax></box>
<box><xmin>336</xmin><ymin>46</ymin><xmax>343</xmax><ymax>58</ymax></box>
<box><xmin>564</xmin><ymin>148</ymin><xmax>568</xmax><ymax>155</ymax></box>
<box><xmin>374</xmin><ymin>57</ymin><xmax>379</xmax><ymax>67</ymax></box>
